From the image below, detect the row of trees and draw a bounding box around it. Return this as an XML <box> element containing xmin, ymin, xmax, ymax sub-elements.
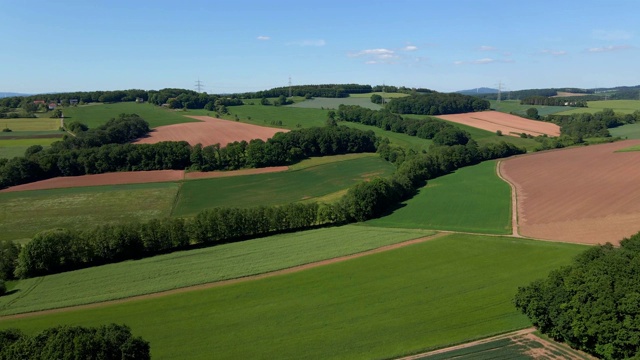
<box><xmin>336</xmin><ymin>105</ymin><xmax>471</xmax><ymax>146</ymax></box>
<box><xmin>514</xmin><ymin>232</ymin><xmax>640</xmax><ymax>359</ymax></box>
<box><xmin>0</xmin><ymin>89</ymin><xmax>150</xmax><ymax>109</ymax></box>
<box><xmin>238</xmin><ymin>84</ymin><xmax>372</xmax><ymax>99</ymax></box>
<box><xmin>520</xmin><ymin>96</ymin><xmax>587</xmax><ymax>107</ymax></box>
<box><xmin>0</xmin><ymin>138</ymin><xmax>525</xmax><ymax>280</ymax></box>
<box><xmin>0</xmin><ymin>115</ymin><xmax>377</xmax><ymax>189</ymax></box>
<box><xmin>0</xmin><ymin>324</ymin><xmax>150</xmax><ymax>359</ymax></box>
<box><xmin>549</xmin><ymin>108</ymin><xmax>639</xmax><ymax>140</ymax></box>
<box><xmin>386</xmin><ymin>93</ymin><xmax>490</xmax><ymax>115</ymax></box>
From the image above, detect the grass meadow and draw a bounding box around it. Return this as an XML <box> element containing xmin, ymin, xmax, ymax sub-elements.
<box><xmin>339</xmin><ymin>121</ymin><xmax>433</xmax><ymax>152</ymax></box>
<box><xmin>555</xmin><ymin>100</ymin><xmax>640</xmax><ymax>115</ymax></box>
<box><xmin>0</xmin><ymin>182</ymin><xmax>179</xmax><ymax>242</ymax></box>
<box><xmin>0</xmin><ymin>225</ymin><xmax>434</xmax><ymax>316</ymax></box>
<box><xmin>186</xmin><ymin>105</ymin><xmax>329</xmax><ymax>129</ymax></box>
<box><xmin>0</xmin><ymin>137</ymin><xmax>61</xmax><ymax>159</ymax></box>
<box><xmin>490</xmin><ymin>100</ymin><xmax>574</xmax><ymax>117</ymax></box>
<box><xmin>0</xmin><ymin>233</ymin><xmax>587</xmax><ymax>359</ymax></box>
<box><xmin>0</xmin><ymin>118</ymin><xmax>60</xmax><ymax>131</ymax></box>
<box><xmin>288</xmin><ymin>97</ymin><xmax>382</xmax><ymax>110</ymax></box>
<box><xmin>367</xmin><ymin>160</ymin><xmax>511</xmax><ymax>234</ymax></box>
<box><xmin>172</xmin><ymin>156</ymin><xmax>394</xmax><ymax>216</ymax></box>
<box><xmin>611</xmin><ymin>122</ymin><xmax>640</xmax><ymax>139</ymax></box>
<box><xmin>60</xmin><ymin>102</ymin><xmax>199</xmax><ymax>128</ymax></box>
<box><xmin>349</xmin><ymin>92</ymin><xmax>409</xmax><ymax>99</ymax></box>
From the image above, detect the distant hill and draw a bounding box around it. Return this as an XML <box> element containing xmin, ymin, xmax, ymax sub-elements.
<box><xmin>0</xmin><ymin>92</ymin><xmax>30</xmax><ymax>98</ymax></box>
<box><xmin>456</xmin><ymin>87</ymin><xmax>499</xmax><ymax>95</ymax></box>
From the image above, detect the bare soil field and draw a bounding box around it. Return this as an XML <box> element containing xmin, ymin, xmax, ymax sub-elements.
<box><xmin>0</xmin><ymin>170</ymin><xmax>184</xmax><ymax>192</ymax></box>
<box><xmin>437</xmin><ymin>111</ymin><xmax>560</xmax><ymax>137</ymax></box>
<box><xmin>134</xmin><ymin>115</ymin><xmax>287</xmax><ymax>146</ymax></box>
<box><xmin>500</xmin><ymin>140</ymin><xmax>640</xmax><ymax>244</ymax></box>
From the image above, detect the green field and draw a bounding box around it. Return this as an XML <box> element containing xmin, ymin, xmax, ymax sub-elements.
<box><xmin>367</xmin><ymin>160</ymin><xmax>511</xmax><ymax>234</ymax></box>
<box><xmin>172</xmin><ymin>156</ymin><xmax>394</xmax><ymax>216</ymax></box>
<box><xmin>0</xmin><ymin>182</ymin><xmax>179</xmax><ymax>242</ymax></box>
<box><xmin>288</xmin><ymin>97</ymin><xmax>382</xmax><ymax>110</ymax></box>
<box><xmin>340</xmin><ymin>121</ymin><xmax>433</xmax><ymax>152</ymax></box>
<box><xmin>0</xmin><ymin>137</ymin><xmax>62</xmax><ymax>159</ymax></box>
<box><xmin>0</xmin><ymin>233</ymin><xmax>586</xmax><ymax>359</ymax></box>
<box><xmin>616</xmin><ymin>144</ymin><xmax>640</xmax><ymax>152</ymax></box>
<box><xmin>491</xmin><ymin>100</ymin><xmax>575</xmax><ymax>117</ymax></box>
<box><xmin>349</xmin><ymin>92</ymin><xmax>409</xmax><ymax>99</ymax></box>
<box><xmin>59</xmin><ymin>102</ymin><xmax>199</xmax><ymax>128</ymax></box>
<box><xmin>555</xmin><ymin>100</ymin><xmax>640</xmax><ymax>115</ymax></box>
<box><xmin>186</xmin><ymin>105</ymin><xmax>329</xmax><ymax>129</ymax></box>
<box><xmin>611</xmin><ymin>123</ymin><xmax>640</xmax><ymax>139</ymax></box>
<box><xmin>0</xmin><ymin>118</ymin><xmax>60</xmax><ymax>131</ymax></box>
<box><xmin>0</xmin><ymin>225</ymin><xmax>434</xmax><ymax>316</ymax></box>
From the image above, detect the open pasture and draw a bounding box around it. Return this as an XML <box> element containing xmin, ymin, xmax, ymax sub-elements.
<box><xmin>288</xmin><ymin>97</ymin><xmax>382</xmax><ymax>110</ymax></box>
<box><xmin>367</xmin><ymin>160</ymin><xmax>512</xmax><ymax>234</ymax></box>
<box><xmin>133</xmin><ymin>115</ymin><xmax>287</xmax><ymax>147</ymax></box>
<box><xmin>437</xmin><ymin>111</ymin><xmax>561</xmax><ymax>137</ymax></box>
<box><xmin>0</xmin><ymin>118</ymin><xmax>60</xmax><ymax>131</ymax></box>
<box><xmin>349</xmin><ymin>92</ymin><xmax>410</xmax><ymax>99</ymax></box>
<box><xmin>0</xmin><ymin>226</ymin><xmax>434</xmax><ymax>316</ymax></box>
<box><xmin>0</xmin><ymin>182</ymin><xmax>179</xmax><ymax>242</ymax></box>
<box><xmin>491</xmin><ymin>100</ymin><xmax>574</xmax><ymax>117</ymax></box>
<box><xmin>0</xmin><ymin>233</ymin><xmax>586</xmax><ymax>359</ymax></box>
<box><xmin>172</xmin><ymin>156</ymin><xmax>394</xmax><ymax>216</ymax></box>
<box><xmin>59</xmin><ymin>102</ymin><xmax>199</xmax><ymax>128</ymax></box>
<box><xmin>500</xmin><ymin>139</ymin><xmax>640</xmax><ymax>244</ymax></box>
<box><xmin>340</xmin><ymin>121</ymin><xmax>433</xmax><ymax>152</ymax></box>
<box><xmin>187</xmin><ymin>105</ymin><xmax>329</xmax><ymax>129</ymax></box>
<box><xmin>611</xmin><ymin>122</ymin><xmax>640</xmax><ymax>139</ymax></box>
<box><xmin>0</xmin><ymin>137</ymin><xmax>61</xmax><ymax>159</ymax></box>
<box><xmin>555</xmin><ymin>100</ymin><xmax>640</xmax><ymax>115</ymax></box>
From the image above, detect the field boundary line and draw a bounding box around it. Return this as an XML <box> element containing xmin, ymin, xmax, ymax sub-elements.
<box><xmin>0</xmin><ymin>232</ymin><xmax>448</xmax><ymax>320</ymax></box>
<box><xmin>396</xmin><ymin>327</ymin><xmax>535</xmax><ymax>359</ymax></box>
<box><xmin>495</xmin><ymin>160</ymin><xmax>522</xmax><ymax>238</ymax></box>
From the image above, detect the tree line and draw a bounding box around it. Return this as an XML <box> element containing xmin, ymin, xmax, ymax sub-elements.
<box><xmin>520</xmin><ymin>96</ymin><xmax>587</xmax><ymax>107</ymax></box>
<box><xmin>385</xmin><ymin>93</ymin><xmax>490</xmax><ymax>115</ymax></box>
<box><xmin>237</xmin><ymin>84</ymin><xmax>372</xmax><ymax>99</ymax></box>
<box><xmin>0</xmin><ymin>324</ymin><xmax>150</xmax><ymax>359</ymax></box>
<box><xmin>336</xmin><ymin>105</ymin><xmax>472</xmax><ymax>146</ymax></box>
<box><xmin>0</xmin><ymin>114</ymin><xmax>377</xmax><ymax>189</ymax></box>
<box><xmin>0</xmin><ymin>137</ymin><xmax>524</xmax><ymax>280</ymax></box>
<box><xmin>549</xmin><ymin>108</ymin><xmax>639</xmax><ymax>140</ymax></box>
<box><xmin>514</xmin><ymin>231</ymin><xmax>640</xmax><ymax>359</ymax></box>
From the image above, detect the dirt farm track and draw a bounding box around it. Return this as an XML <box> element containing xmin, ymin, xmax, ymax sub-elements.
<box><xmin>500</xmin><ymin>140</ymin><xmax>640</xmax><ymax>245</ymax></box>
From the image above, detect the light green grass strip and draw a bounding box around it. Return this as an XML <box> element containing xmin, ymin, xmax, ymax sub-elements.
<box><xmin>615</xmin><ymin>144</ymin><xmax>640</xmax><ymax>152</ymax></box>
<box><xmin>0</xmin><ymin>233</ymin><xmax>587</xmax><ymax>360</ymax></box>
<box><xmin>60</xmin><ymin>102</ymin><xmax>199</xmax><ymax>128</ymax></box>
<box><xmin>366</xmin><ymin>160</ymin><xmax>511</xmax><ymax>234</ymax></box>
<box><xmin>0</xmin><ymin>225</ymin><xmax>434</xmax><ymax>316</ymax></box>
<box><xmin>555</xmin><ymin>100</ymin><xmax>640</xmax><ymax>115</ymax></box>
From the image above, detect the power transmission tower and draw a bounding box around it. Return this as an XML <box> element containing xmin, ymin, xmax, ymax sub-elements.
<box><xmin>496</xmin><ymin>81</ymin><xmax>504</xmax><ymax>103</ymax></box>
<box><xmin>288</xmin><ymin>76</ymin><xmax>292</xmax><ymax>98</ymax></box>
<box><xmin>195</xmin><ymin>79</ymin><xmax>204</xmax><ymax>93</ymax></box>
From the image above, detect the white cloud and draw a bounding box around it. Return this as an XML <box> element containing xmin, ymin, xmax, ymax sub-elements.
<box><xmin>257</xmin><ymin>35</ymin><xmax>270</xmax><ymax>41</ymax></box>
<box><xmin>478</xmin><ymin>45</ymin><xmax>497</xmax><ymax>51</ymax></box>
<box><xmin>592</xmin><ymin>29</ymin><xmax>632</xmax><ymax>41</ymax></box>
<box><xmin>403</xmin><ymin>45</ymin><xmax>418</xmax><ymax>51</ymax></box>
<box><xmin>454</xmin><ymin>58</ymin><xmax>513</xmax><ymax>65</ymax></box>
<box><xmin>541</xmin><ymin>49</ymin><xmax>567</xmax><ymax>56</ymax></box>
<box><xmin>588</xmin><ymin>45</ymin><xmax>632</xmax><ymax>53</ymax></box>
<box><xmin>472</xmin><ymin>58</ymin><xmax>495</xmax><ymax>64</ymax></box>
<box><xmin>349</xmin><ymin>48</ymin><xmax>395</xmax><ymax>57</ymax></box>
<box><xmin>348</xmin><ymin>48</ymin><xmax>399</xmax><ymax>64</ymax></box>
<box><xmin>288</xmin><ymin>39</ymin><xmax>326</xmax><ymax>47</ymax></box>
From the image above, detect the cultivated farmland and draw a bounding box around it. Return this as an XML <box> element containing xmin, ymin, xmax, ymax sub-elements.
<box><xmin>60</xmin><ymin>102</ymin><xmax>200</xmax><ymax>128</ymax></box>
<box><xmin>367</xmin><ymin>160</ymin><xmax>512</xmax><ymax>234</ymax></box>
<box><xmin>500</xmin><ymin>139</ymin><xmax>640</xmax><ymax>244</ymax></box>
<box><xmin>436</xmin><ymin>111</ymin><xmax>561</xmax><ymax>137</ymax></box>
<box><xmin>556</xmin><ymin>100</ymin><xmax>640</xmax><ymax>115</ymax></box>
<box><xmin>288</xmin><ymin>97</ymin><xmax>382</xmax><ymax>110</ymax></box>
<box><xmin>134</xmin><ymin>115</ymin><xmax>287</xmax><ymax>146</ymax></box>
<box><xmin>0</xmin><ymin>233</ymin><xmax>586</xmax><ymax>359</ymax></box>
<box><xmin>0</xmin><ymin>137</ymin><xmax>61</xmax><ymax>159</ymax></box>
<box><xmin>491</xmin><ymin>100</ymin><xmax>575</xmax><ymax>117</ymax></box>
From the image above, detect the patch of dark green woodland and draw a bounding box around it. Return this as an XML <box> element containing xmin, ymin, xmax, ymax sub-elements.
<box><xmin>0</xmin><ymin>324</ymin><xmax>150</xmax><ymax>360</ymax></box>
<box><xmin>238</xmin><ymin>84</ymin><xmax>373</xmax><ymax>99</ymax></box>
<box><xmin>515</xmin><ymin>231</ymin><xmax>640</xmax><ymax>359</ymax></box>
<box><xmin>384</xmin><ymin>93</ymin><xmax>490</xmax><ymax>115</ymax></box>
<box><xmin>0</xmin><ymin>114</ymin><xmax>377</xmax><ymax>189</ymax></box>
<box><xmin>520</xmin><ymin>96</ymin><xmax>587</xmax><ymax>107</ymax></box>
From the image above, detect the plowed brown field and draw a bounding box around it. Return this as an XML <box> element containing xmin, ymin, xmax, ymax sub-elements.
<box><xmin>500</xmin><ymin>140</ymin><xmax>640</xmax><ymax>244</ymax></box>
<box><xmin>437</xmin><ymin>111</ymin><xmax>560</xmax><ymax>137</ymax></box>
<box><xmin>134</xmin><ymin>116</ymin><xmax>287</xmax><ymax>146</ymax></box>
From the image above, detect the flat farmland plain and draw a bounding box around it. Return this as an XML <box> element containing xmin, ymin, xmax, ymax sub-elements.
<box><xmin>500</xmin><ymin>140</ymin><xmax>640</xmax><ymax>244</ymax></box>
<box><xmin>437</xmin><ymin>111</ymin><xmax>560</xmax><ymax>137</ymax></box>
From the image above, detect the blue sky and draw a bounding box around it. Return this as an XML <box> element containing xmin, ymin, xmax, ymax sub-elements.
<box><xmin>1</xmin><ymin>0</ymin><xmax>639</xmax><ymax>94</ymax></box>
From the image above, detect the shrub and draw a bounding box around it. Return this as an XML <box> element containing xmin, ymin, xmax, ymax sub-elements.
<box><xmin>1</xmin><ymin>128</ymin><xmax>11</xmax><ymax>132</ymax></box>
<box><xmin>0</xmin><ymin>279</ymin><xmax>5</xmax><ymax>296</ymax></box>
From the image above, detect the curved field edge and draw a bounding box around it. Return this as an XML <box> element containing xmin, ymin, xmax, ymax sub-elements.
<box><xmin>366</xmin><ymin>160</ymin><xmax>512</xmax><ymax>234</ymax></box>
<box><xmin>0</xmin><ymin>226</ymin><xmax>435</xmax><ymax>316</ymax></box>
<box><xmin>0</xmin><ymin>234</ymin><xmax>587</xmax><ymax>360</ymax></box>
